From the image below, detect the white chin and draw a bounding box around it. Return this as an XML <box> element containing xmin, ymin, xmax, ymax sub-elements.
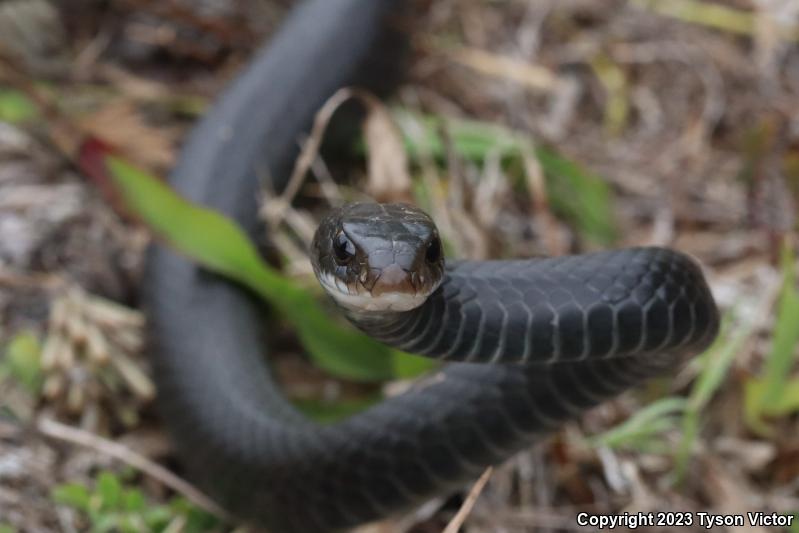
<box><xmin>318</xmin><ymin>272</ymin><xmax>428</xmax><ymax>312</ymax></box>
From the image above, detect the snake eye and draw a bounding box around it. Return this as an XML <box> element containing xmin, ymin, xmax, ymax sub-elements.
<box><xmin>426</xmin><ymin>236</ymin><xmax>442</xmax><ymax>264</ymax></box>
<box><xmin>333</xmin><ymin>233</ymin><xmax>356</xmax><ymax>264</ymax></box>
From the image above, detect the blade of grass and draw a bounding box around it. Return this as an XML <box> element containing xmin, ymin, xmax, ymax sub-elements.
<box><xmin>743</xmin><ymin>239</ymin><xmax>799</xmax><ymax>431</ymax></box>
<box><xmin>745</xmin><ymin>379</ymin><xmax>799</xmax><ymax>420</ymax></box>
<box><xmin>760</xmin><ymin>241</ymin><xmax>799</xmax><ymax>406</ymax></box>
<box><xmin>533</xmin><ymin>147</ymin><xmax>617</xmax><ymax>245</ymax></box>
<box><xmin>589</xmin><ymin>54</ymin><xmax>629</xmax><ymax>137</ymax></box>
<box><xmin>591</xmin><ymin>397</ymin><xmax>686</xmax><ymax>450</ymax></box>
<box><xmin>675</xmin><ymin>310</ymin><xmax>757</xmax><ymax>483</ymax></box>
<box><xmin>632</xmin><ymin>0</ymin><xmax>754</xmax><ymax>36</ymax></box>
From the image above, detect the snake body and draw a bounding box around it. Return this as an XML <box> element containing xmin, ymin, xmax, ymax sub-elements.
<box><xmin>143</xmin><ymin>1</ymin><xmax>720</xmax><ymax>532</ymax></box>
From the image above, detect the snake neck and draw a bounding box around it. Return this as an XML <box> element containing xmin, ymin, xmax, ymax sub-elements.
<box><xmin>343</xmin><ymin>250</ymin><xmax>719</xmax><ymax>365</ymax></box>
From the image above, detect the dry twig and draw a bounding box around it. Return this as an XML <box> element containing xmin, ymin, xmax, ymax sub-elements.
<box><xmin>442</xmin><ymin>467</ymin><xmax>493</xmax><ymax>533</ymax></box>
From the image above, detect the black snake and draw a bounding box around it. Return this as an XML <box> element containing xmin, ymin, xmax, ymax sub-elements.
<box><xmin>143</xmin><ymin>1</ymin><xmax>720</xmax><ymax>531</ymax></box>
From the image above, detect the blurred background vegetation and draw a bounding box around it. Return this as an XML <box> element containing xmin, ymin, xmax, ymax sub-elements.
<box><xmin>0</xmin><ymin>0</ymin><xmax>797</xmax><ymax>531</ymax></box>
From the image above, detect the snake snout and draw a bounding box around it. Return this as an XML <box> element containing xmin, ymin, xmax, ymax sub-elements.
<box><xmin>365</xmin><ymin>243</ymin><xmax>420</xmax><ymax>294</ymax></box>
<box><xmin>371</xmin><ymin>264</ymin><xmax>415</xmax><ymax>296</ymax></box>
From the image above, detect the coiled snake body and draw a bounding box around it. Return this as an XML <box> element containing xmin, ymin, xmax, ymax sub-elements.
<box><xmin>144</xmin><ymin>1</ymin><xmax>720</xmax><ymax>531</ymax></box>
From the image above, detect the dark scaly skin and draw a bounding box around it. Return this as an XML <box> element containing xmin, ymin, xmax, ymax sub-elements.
<box><xmin>359</xmin><ymin>248</ymin><xmax>717</xmax><ymax>364</ymax></box>
<box><xmin>143</xmin><ymin>1</ymin><xmax>720</xmax><ymax>532</ymax></box>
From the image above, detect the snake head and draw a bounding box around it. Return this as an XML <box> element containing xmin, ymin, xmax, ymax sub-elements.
<box><xmin>311</xmin><ymin>203</ymin><xmax>446</xmax><ymax>312</ymax></box>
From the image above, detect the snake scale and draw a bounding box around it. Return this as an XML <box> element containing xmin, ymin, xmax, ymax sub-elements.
<box><xmin>143</xmin><ymin>1</ymin><xmax>720</xmax><ymax>531</ymax></box>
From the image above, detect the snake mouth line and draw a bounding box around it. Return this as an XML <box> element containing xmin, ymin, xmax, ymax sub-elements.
<box><xmin>318</xmin><ymin>270</ymin><xmax>439</xmax><ymax>312</ymax></box>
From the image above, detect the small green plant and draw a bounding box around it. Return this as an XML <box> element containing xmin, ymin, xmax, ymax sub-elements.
<box><xmin>52</xmin><ymin>470</ymin><xmax>219</xmax><ymax>533</ymax></box>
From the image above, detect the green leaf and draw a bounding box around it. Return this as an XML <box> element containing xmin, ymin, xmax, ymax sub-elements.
<box><xmin>96</xmin><ymin>471</ymin><xmax>122</xmax><ymax>511</ymax></box>
<box><xmin>534</xmin><ymin>147</ymin><xmax>617</xmax><ymax>245</ymax></box>
<box><xmin>169</xmin><ymin>497</ymin><xmax>221</xmax><ymax>532</ymax></box>
<box><xmin>103</xmin><ymin>154</ymin><xmax>424</xmax><ymax>382</ymax></box>
<box><xmin>4</xmin><ymin>331</ymin><xmax>42</xmax><ymax>393</ymax></box>
<box><xmin>0</xmin><ymin>89</ymin><xmax>38</xmax><ymax>123</ymax></box>
<box><xmin>52</xmin><ymin>483</ymin><xmax>91</xmax><ymax>511</ymax></box>
<box><xmin>142</xmin><ymin>506</ymin><xmax>173</xmax><ymax>528</ymax></box>
<box><xmin>743</xmin><ymin>240</ymin><xmax>799</xmax><ymax>433</ymax></box>
<box><xmin>392</xmin><ymin>351</ymin><xmax>438</xmax><ymax>379</ymax></box>
<box><xmin>0</xmin><ymin>523</ymin><xmax>17</xmax><ymax>533</ymax></box>
<box><xmin>118</xmin><ymin>513</ymin><xmax>146</xmax><ymax>533</ymax></box>
<box><xmin>746</xmin><ymin>378</ymin><xmax>799</xmax><ymax>418</ymax></box>
<box><xmin>122</xmin><ymin>488</ymin><xmax>145</xmax><ymax>512</ymax></box>
<box><xmin>760</xmin><ymin>242</ymin><xmax>799</xmax><ymax>405</ymax></box>
<box><xmin>743</xmin><ymin>379</ymin><xmax>771</xmax><ymax>437</ymax></box>
<box><xmin>92</xmin><ymin>512</ymin><xmax>121</xmax><ymax>533</ymax></box>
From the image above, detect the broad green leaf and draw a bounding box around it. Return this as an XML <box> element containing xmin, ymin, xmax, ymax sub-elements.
<box><xmin>104</xmin><ymin>154</ymin><xmax>426</xmax><ymax>382</ymax></box>
<box><xmin>392</xmin><ymin>351</ymin><xmax>438</xmax><ymax>379</ymax></box>
<box><xmin>52</xmin><ymin>483</ymin><xmax>91</xmax><ymax>511</ymax></box>
<box><xmin>4</xmin><ymin>331</ymin><xmax>42</xmax><ymax>393</ymax></box>
<box><xmin>96</xmin><ymin>471</ymin><xmax>122</xmax><ymax>511</ymax></box>
<box><xmin>0</xmin><ymin>89</ymin><xmax>38</xmax><ymax>123</ymax></box>
<box><xmin>0</xmin><ymin>524</ymin><xmax>15</xmax><ymax>533</ymax></box>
